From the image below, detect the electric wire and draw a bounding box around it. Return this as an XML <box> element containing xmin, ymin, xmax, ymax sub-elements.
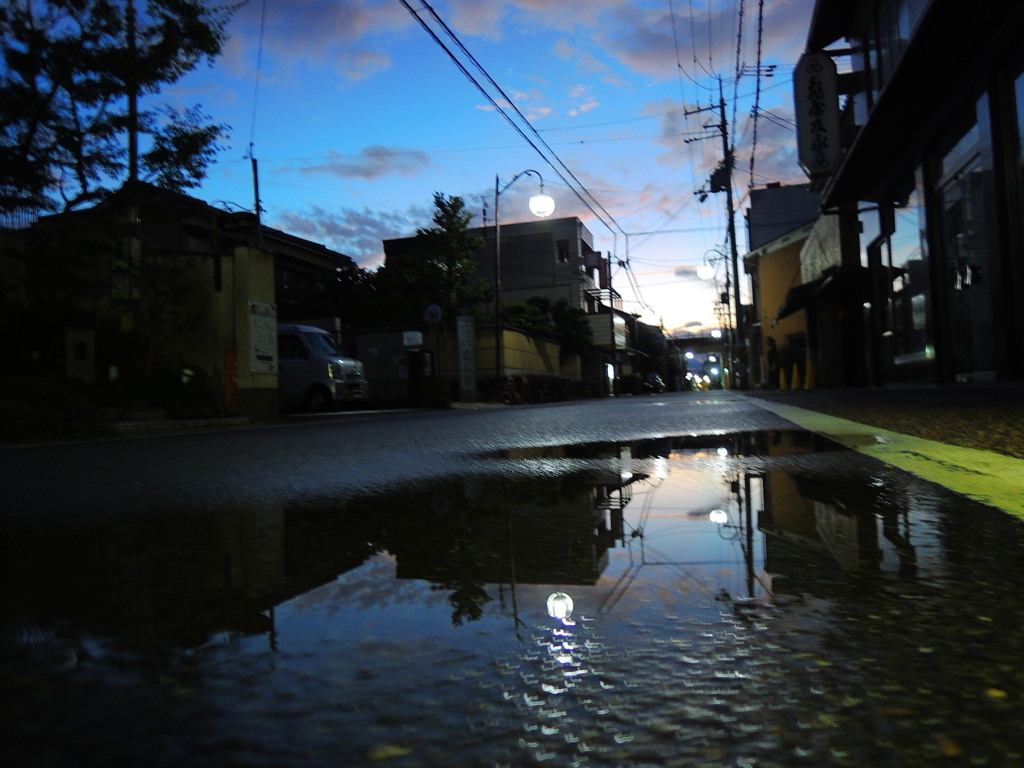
<box><xmin>404</xmin><ymin>0</ymin><xmax>784</xmax><ymax>322</ymax></box>
<box><xmin>404</xmin><ymin>0</ymin><xmax>662</xmax><ymax>317</ymax></box>
<box><xmin>687</xmin><ymin>0</ymin><xmax>716</xmax><ymax>83</ymax></box>
<box><xmin>668</xmin><ymin>0</ymin><xmax>704</xmax><ymax>92</ymax></box>
<box><xmin>756</xmin><ymin>107</ymin><xmax>795</xmax><ymax>131</ymax></box>
<box><xmin>247</xmin><ymin>0</ymin><xmax>267</xmax><ymax>158</ymax></box>
<box><xmin>748</xmin><ymin>0</ymin><xmax>766</xmax><ymax>189</ymax></box>
<box><xmin>413</xmin><ymin>0</ymin><xmax>627</xmax><ymax>241</ymax></box>
<box><xmin>731</xmin><ymin>0</ymin><xmax>745</xmax><ymax>142</ymax></box>
<box><xmin>399</xmin><ymin>0</ymin><xmax>549</xmax><ymax>174</ymax></box>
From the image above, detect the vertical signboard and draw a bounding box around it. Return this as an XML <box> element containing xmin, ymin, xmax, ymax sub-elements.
<box><xmin>249</xmin><ymin>300</ymin><xmax>276</xmax><ymax>373</ymax></box>
<box><xmin>794</xmin><ymin>51</ymin><xmax>841</xmax><ymax>178</ymax></box>
<box><xmin>456</xmin><ymin>315</ymin><xmax>476</xmax><ymax>400</ymax></box>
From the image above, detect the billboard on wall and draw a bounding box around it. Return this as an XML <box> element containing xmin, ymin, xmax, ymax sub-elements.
<box><xmin>794</xmin><ymin>51</ymin><xmax>841</xmax><ymax>178</ymax></box>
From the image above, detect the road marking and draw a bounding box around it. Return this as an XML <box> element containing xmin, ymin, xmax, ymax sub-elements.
<box><xmin>749</xmin><ymin>399</ymin><xmax>1024</xmax><ymax>520</ymax></box>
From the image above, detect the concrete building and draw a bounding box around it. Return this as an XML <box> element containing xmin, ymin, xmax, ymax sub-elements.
<box><xmin>469</xmin><ymin>216</ymin><xmax>625</xmax><ymax>397</ymax></box>
<box><xmin>799</xmin><ymin>0</ymin><xmax>1024</xmax><ymax>384</ymax></box>
<box><xmin>381</xmin><ymin>216</ymin><xmax>628</xmax><ymax>400</ymax></box>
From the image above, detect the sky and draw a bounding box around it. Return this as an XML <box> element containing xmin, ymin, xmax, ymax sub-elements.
<box><xmin>170</xmin><ymin>0</ymin><xmax>818</xmax><ymax>336</ymax></box>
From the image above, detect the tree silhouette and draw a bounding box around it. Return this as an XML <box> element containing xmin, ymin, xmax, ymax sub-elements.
<box><xmin>368</xmin><ymin>193</ymin><xmax>488</xmax><ymax>326</ymax></box>
<box><xmin>0</xmin><ymin>0</ymin><xmax>240</xmax><ymax>213</ymax></box>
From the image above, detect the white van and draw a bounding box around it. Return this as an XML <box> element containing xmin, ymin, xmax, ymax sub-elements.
<box><xmin>277</xmin><ymin>324</ymin><xmax>369</xmax><ymax>410</ymax></box>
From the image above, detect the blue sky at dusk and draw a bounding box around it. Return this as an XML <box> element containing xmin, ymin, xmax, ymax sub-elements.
<box><xmin>171</xmin><ymin>0</ymin><xmax>817</xmax><ymax>335</ymax></box>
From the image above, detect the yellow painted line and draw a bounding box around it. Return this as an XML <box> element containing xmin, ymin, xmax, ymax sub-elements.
<box><xmin>749</xmin><ymin>399</ymin><xmax>1024</xmax><ymax>519</ymax></box>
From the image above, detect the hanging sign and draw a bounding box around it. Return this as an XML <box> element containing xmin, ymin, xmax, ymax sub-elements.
<box><xmin>794</xmin><ymin>51</ymin><xmax>841</xmax><ymax>178</ymax></box>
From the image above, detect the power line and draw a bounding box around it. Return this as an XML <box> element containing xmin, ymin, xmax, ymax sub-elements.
<box><xmin>538</xmin><ymin>109</ymin><xmax>682</xmax><ymax>134</ymax></box>
<box><xmin>755</xmin><ymin>107</ymin><xmax>795</xmax><ymax>131</ymax></box>
<box><xmin>667</xmin><ymin>0</ymin><xmax>704</xmax><ymax>92</ymax></box>
<box><xmin>687</xmin><ymin>0</ymin><xmax>716</xmax><ymax>83</ymax></box>
<box><xmin>402</xmin><ymin>0</ymin><xmax>664</xmax><ymax>316</ymax></box>
<box><xmin>748</xmin><ymin>0</ymin><xmax>766</xmax><ymax>189</ymax></box>
<box><xmin>247</xmin><ymin>0</ymin><xmax>268</xmax><ymax>156</ymax></box>
<box><xmin>408</xmin><ymin>0</ymin><xmax>627</xmax><ymax>242</ymax></box>
<box><xmin>731</xmin><ymin>0</ymin><xmax>745</xmax><ymax>139</ymax></box>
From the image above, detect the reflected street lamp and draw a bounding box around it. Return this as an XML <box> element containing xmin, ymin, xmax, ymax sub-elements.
<box><xmin>546</xmin><ymin>591</ymin><xmax>574</xmax><ymax>623</ymax></box>
<box><xmin>494</xmin><ymin>170</ymin><xmax>554</xmax><ymax>394</ymax></box>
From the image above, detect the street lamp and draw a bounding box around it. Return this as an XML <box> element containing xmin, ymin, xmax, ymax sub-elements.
<box><xmin>494</xmin><ymin>170</ymin><xmax>554</xmax><ymax>395</ymax></box>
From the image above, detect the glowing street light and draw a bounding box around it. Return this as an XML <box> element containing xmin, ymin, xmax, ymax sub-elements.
<box><xmin>528</xmin><ymin>183</ymin><xmax>555</xmax><ymax>217</ymax></box>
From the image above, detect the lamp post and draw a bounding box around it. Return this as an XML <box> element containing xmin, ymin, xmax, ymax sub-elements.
<box><xmin>493</xmin><ymin>170</ymin><xmax>555</xmax><ymax>396</ymax></box>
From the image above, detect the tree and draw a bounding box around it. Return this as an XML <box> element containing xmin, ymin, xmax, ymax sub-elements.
<box><xmin>503</xmin><ymin>296</ymin><xmax>593</xmax><ymax>358</ymax></box>
<box><xmin>0</xmin><ymin>0</ymin><xmax>240</xmax><ymax>214</ymax></box>
<box><xmin>368</xmin><ymin>193</ymin><xmax>487</xmax><ymax>326</ymax></box>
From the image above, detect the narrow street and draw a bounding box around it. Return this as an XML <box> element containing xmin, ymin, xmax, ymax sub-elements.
<box><xmin>3</xmin><ymin>391</ymin><xmax>1023</xmax><ymax>767</ymax></box>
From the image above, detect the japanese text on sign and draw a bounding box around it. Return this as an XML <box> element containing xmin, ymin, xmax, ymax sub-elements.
<box><xmin>794</xmin><ymin>51</ymin><xmax>841</xmax><ymax>177</ymax></box>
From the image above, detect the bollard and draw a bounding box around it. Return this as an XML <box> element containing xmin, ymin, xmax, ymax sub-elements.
<box><xmin>778</xmin><ymin>366</ymin><xmax>789</xmax><ymax>391</ymax></box>
<box><xmin>791</xmin><ymin>363</ymin><xmax>802</xmax><ymax>391</ymax></box>
<box><xmin>804</xmin><ymin>359</ymin><xmax>816</xmax><ymax>390</ymax></box>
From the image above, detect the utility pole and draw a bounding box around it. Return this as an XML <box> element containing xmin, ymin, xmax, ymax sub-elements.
<box><xmin>126</xmin><ymin>0</ymin><xmax>138</xmax><ymax>183</ymax></box>
<box><xmin>686</xmin><ymin>80</ymin><xmax>746</xmax><ymax>388</ymax></box>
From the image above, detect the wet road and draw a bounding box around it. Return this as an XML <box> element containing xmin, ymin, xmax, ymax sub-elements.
<box><xmin>3</xmin><ymin>391</ymin><xmax>1024</xmax><ymax>767</ymax></box>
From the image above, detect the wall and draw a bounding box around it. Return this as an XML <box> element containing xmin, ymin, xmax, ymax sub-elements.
<box><xmin>502</xmin><ymin>329</ymin><xmax>562</xmax><ymax>378</ymax></box>
<box><xmin>752</xmin><ymin>237</ymin><xmax>809</xmax><ymax>388</ymax></box>
<box><xmin>800</xmin><ymin>214</ymin><xmax>843</xmax><ymax>281</ymax></box>
<box><xmin>232</xmin><ymin>246</ymin><xmax>278</xmax><ymax>421</ymax></box>
<box><xmin>351</xmin><ymin>325</ymin><xmax>579</xmax><ymax>405</ymax></box>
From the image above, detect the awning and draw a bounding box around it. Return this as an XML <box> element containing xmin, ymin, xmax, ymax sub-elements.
<box><xmin>773</xmin><ymin>266</ymin><xmax>871</xmax><ymax>323</ymax></box>
<box><xmin>817</xmin><ymin>4</ymin><xmax>1024</xmax><ymax>207</ymax></box>
<box><xmin>774</xmin><ymin>277</ymin><xmax>826</xmax><ymax>322</ymax></box>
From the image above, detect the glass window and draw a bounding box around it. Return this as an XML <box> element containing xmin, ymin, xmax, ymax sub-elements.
<box><xmin>278</xmin><ymin>334</ymin><xmax>307</xmax><ymax>360</ymax></box>
<box><xmin>878</xmin><ymin>0</ymin><xmax>900</xmax><ymax>83</ymax></box>
<box><xmin>869</xmin><ymin>0</ymin><xmax>931</xmax><ymax>99</ymax></box>
<box><xmin>886</xmin><ymin>184</ymin><xmax>930</xmax><ymax>365</ymax></box>
<box><xmin>934</xmin><ymin>96</ymin><xmax>998</xmax><ymax>379</ymax></box>
<box><xmin>1015</xmin><ymin>70</ymin><xmax>1024</xmax><ymax>228</ymax></box>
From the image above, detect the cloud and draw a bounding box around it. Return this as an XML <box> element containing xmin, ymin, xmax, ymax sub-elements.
<box><xmin>554</xmin><ymin>39</ymin><xmax>611</xmax><ymax>76</ymax></box>
<box><xmin>281</xmin><ymin>146</ymin><xmax>432</xmax><ymax>181</ymax></box>
<box><xmin>273</xmin><ymin>203</ymin><xmax>430</xmax><ymax>267</ymax></box>
<box><xmin>674</xmin><ymin>264</ymin><xmax>702</xmax><ymax>279</ymax></box>
<box><xmin>226</xmin><ymin>0</ymin><xmax>408</xmax><ymax>83</ymax></box>
<box><xmin>567</xmin><ymin>84</ymin><xmax>601</xmax><ymax>116</ymax></box>
<box><xmin>731</xmin><ymin>105</ymin><xmax>805</xmax><ymax>187</ymax></box>
<box><xmin>447</xmin><ymin>0</ymin><xmax>505</xmax><ymax>38</ymax></box>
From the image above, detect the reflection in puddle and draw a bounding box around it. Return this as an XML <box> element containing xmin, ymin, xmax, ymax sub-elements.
<box><xmin>3</xmin><ymin>430</ymin><xmax>1024</xmax><ymax>766</ymax></box>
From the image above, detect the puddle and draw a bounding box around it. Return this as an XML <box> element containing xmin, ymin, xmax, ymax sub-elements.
<box><xmin>484</xmin><ymin>428</ymin><xmax>845</xmax><ymax>460</ymax></box>
<box><xmin>3</xmin><ymin>430</ymin><xmax>1024</xmax><ymax>766</ymax></box>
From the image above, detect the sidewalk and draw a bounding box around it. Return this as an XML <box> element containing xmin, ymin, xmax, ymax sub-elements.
<box><xmin>745</xmin><ymin>383</ymin><xmax>1024</xmax><ymax>460</ymax></box>
<box><xmin>743</xmin><ymin>383</ymin><xmax>1024</xmax><ymax>519</ymax></box>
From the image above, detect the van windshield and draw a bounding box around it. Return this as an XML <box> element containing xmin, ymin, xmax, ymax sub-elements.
<box><xmin>307</xmin><ymin>332</ymin><xmax>346</xmax><ymax>358</ymax></box>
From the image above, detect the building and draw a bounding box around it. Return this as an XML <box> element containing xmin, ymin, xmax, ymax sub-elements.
<box><xmin>743</xmin><ymin>183</ymin><xmax>822</xmax><ymax>388</ymax></box>
<box><xmin>798</xmin><ymin>0</ymin><xmax>1024</xmax><ymax>384</ymax></box>
<box><xmin>4</xmin><ymin>182</ymin><xmax>358</xmax><ymax>420</ymax></box>
<box><xmin>380</xmin><ymin>216</ymin><xmax>628</xmax><ymax>400</ymax></box>
<box><xmin>470</xmin><ymin>216</ymin><xmax>626</xmax><ymax>397</ymax></box>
